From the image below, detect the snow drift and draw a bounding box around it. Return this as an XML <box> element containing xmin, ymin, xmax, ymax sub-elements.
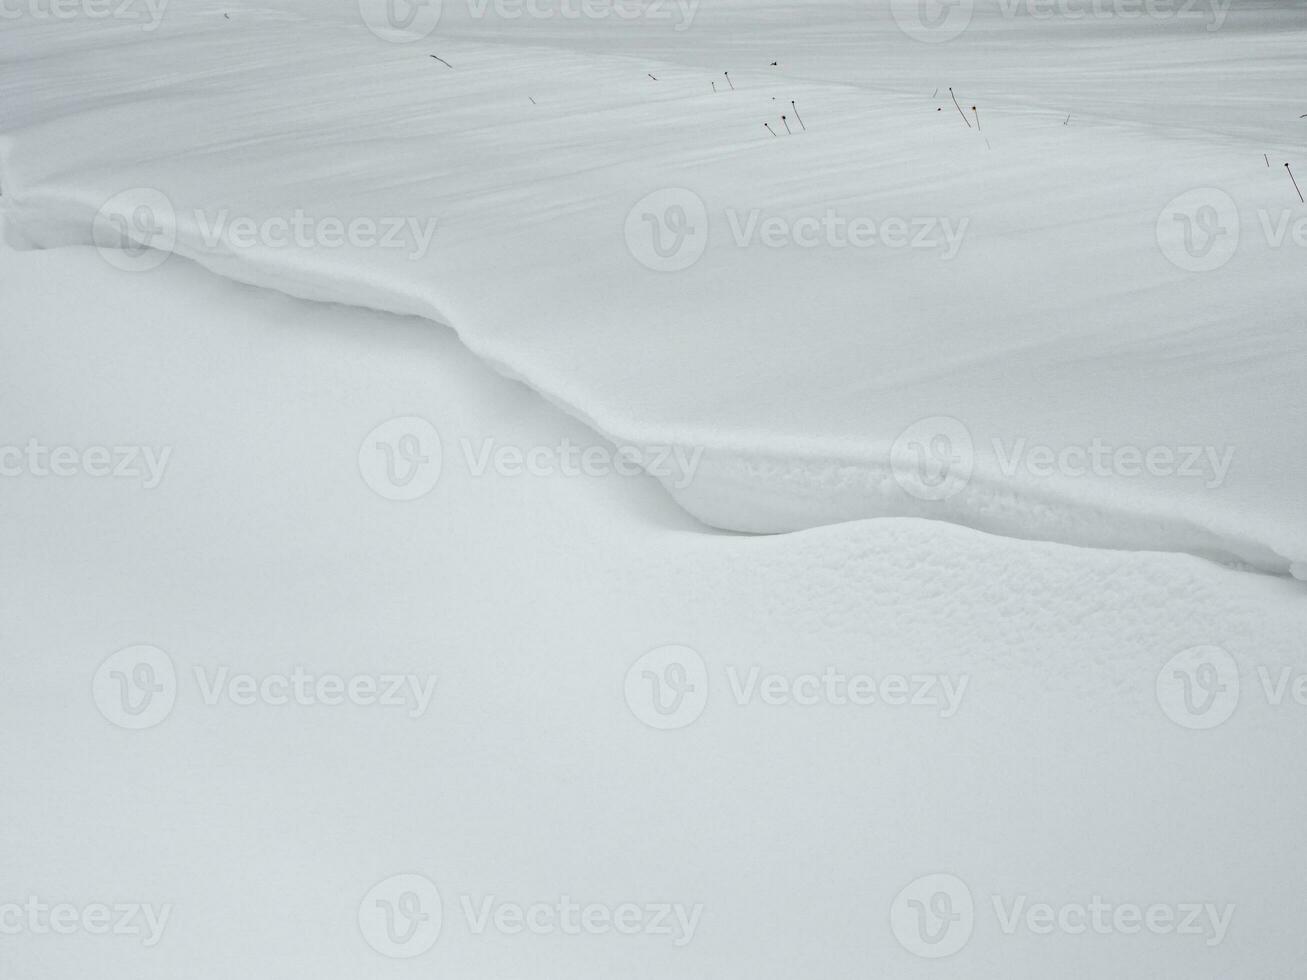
<box><xmin>1</xmin><ymin>0</ymin><xmax>1304</xmax><ymax>574</ymax></box>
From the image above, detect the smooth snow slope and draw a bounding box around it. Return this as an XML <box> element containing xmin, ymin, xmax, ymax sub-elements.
<box><xmin>1</xmin><ymin>1</ymin><xmax>1304</xmax><ymax>574</ymax></box>
<box><xmin>5</xmin><ymin>241</ymin><xmax>1307</xmax><ymax>980</ymax></box>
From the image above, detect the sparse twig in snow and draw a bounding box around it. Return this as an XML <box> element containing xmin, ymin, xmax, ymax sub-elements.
<box><xmin>429</xmin><ymin>54</ymin><xmax>453</xmax><ymax>68</ymax></box>
<box><xmin>791</xmin><ymin>101</ymin><xmax>805</xmax><ymax>131</ymax></box>
<box><xmin>950</xmin><ymin>87</ymin><xmax>971</xmax><ymax>128</ymax></box>
<box><xmin>781</xmin><ymin>115</ymin><xmax>791</xmax><ymax>134</ymax></box>
<box><xmin>764</xmin><ymin>123</ymin><xmax>777</xmax><ymax>136</ymax></box>
<box><xmin>1287</xmin><ymin>163</ymin><xmax>1304</xmax><ymax>203</ymax></box>
<box><xmin>724</xmin><ymin>71</ymin><xmax>734</xmax><ymax>90</ymax></box>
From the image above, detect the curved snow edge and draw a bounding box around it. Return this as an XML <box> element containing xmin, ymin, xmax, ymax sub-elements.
<box><xmin>2</xmin><ymin>181</ymin><xmax>1301</xmax><ymax>580</ymax></box>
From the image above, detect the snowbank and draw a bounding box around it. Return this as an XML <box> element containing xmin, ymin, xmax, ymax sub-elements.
<box><xmin>1</xmin><ymin>0</ymin><xmax>1303</xmax><ymax>574</ymax></box>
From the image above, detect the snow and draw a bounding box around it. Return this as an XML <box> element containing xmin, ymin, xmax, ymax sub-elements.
<box><xmin>4</xmin><ymin>239</ymin><xmax>1307</xmax><ymax>979</ymax></box>
<box><xmin>2</xmin><ymin>2</ymin><xmax>1307</xmax><ymax>976</ymax></box>
<box><xmin>2</xmin><ymin>0</ymin><xmax>1304</xmax><ymax>572</ymax></box>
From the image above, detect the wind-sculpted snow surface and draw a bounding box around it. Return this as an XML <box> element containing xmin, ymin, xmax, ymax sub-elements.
<box><xmin>1</xmin><ymin>0</ymin><xmax>1304</xmax><ymax>574</ymax></box>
